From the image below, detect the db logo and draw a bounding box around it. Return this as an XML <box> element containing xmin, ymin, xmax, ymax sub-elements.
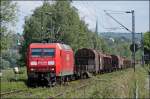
<box><xmin>38</xmin><ymin>61</ymin><xmax>47</xmax><ymax>65</ymax></box>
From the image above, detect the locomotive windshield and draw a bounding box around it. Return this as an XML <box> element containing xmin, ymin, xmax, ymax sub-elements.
<box><xmin>43</xmin><ymin>48</ymin><xmax>55</xmax><ymax>56</ymax></box>
<box><xmin>31</xmin><ymin>48</ymin><xmax>42</xmax><ymax>57</ymax></box>
<box><xmin>31</xmin><ymin>48</ymin><xmax>55</xmax><ymax>57</ymax></box>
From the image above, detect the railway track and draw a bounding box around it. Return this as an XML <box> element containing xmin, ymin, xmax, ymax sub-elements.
<box><xmin>46</xmin><ymin>77</ymin><xmax>109</xmax><ymax>98</ymax></box>
<box><xmin>0</xmin><ymin>89</ymin><xmax>28</xmax><ymax>96</ymax></box>
<box><xmin>47</xmin><ymin>82</ymin><xmax>90</xmax><ymax>98</ymax></box>
<box><xmin>0</xmin><ymin>74</ymin><xmax>110</xmax><ymax>98</ymax></box>
<box><xmin>1</xmin><ymin>69</ymin><xmax>131</xmax><ymax>98</ymax></box>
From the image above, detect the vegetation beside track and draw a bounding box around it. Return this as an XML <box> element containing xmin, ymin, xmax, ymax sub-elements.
<box><xmin>0</xmin><ymin>65</ymin><xmax>149</xmax><ymax>98</ymax></box>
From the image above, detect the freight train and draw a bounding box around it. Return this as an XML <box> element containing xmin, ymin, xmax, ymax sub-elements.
<box><xmin>26</xmin><ymin>43</ymin><xmax>131</xmax><ymax>87</ymax></box>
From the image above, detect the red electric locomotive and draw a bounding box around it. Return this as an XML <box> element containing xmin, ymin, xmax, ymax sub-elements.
<box><xmin>26</xmin><ymin>43</ymin><xmax>74</xmax><ymax>86</ymax></box>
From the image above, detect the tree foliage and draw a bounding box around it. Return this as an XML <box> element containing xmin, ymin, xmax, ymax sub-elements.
<box><xmin>144</xmin><ymin>31</ymin><xmax>150</xmax><ymax>50</ymax></box>
<box><xmin>0</xmin><ymin>57</ymin><xmax>10</xmax><ymax>69</ymax></box>
<box><xmin>1</xmin><ymin>50</ymin><xmax>20</xmax><ymax>68</ymax></box>
<box><xmin>0</xmin><ymin>0</ymin><xmax>18</xmax><ymax>69</ymax></box>
<box><xmin>21</xmin><ymin>0</ymin><xmax>105</xmax><ymax>66</ymax></box>
<box><xmin>0</xmin><ymin>0</ymin><xmax>17</xmax><ymax>50</ymax></box>
<box><xmin>23</xmin><ymin>1</ymin><xmax>100</xmax><ymax>50</ymax></box>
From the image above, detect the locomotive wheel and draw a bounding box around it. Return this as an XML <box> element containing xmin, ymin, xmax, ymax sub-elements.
<box><xmin>27</xmin><ymin>78</ymin><xmax>37</xmax><ymax>88</ymax></box>
<box><xmin>47</xmin><ymin>78</ymin><xmax>52</xmax><ymax>87</ymax></box>
<box><xmin>51</xmin><ymin>77</ymin><xmax>56</xmax><ymax>87</ymax></box>
<box><xmin>47</xmin><ymin>77</ymin><xmax>56</xmax><ymax>87</ymax></box>
<box><xmin>47</xmin><ymin>81</ymin><xmax>55</xmax><ymax>87</ymax></box>
<box><xmin>60</xmin><ymin>76</ymin><xmax>65</xmax><ymax>85</ymax></box>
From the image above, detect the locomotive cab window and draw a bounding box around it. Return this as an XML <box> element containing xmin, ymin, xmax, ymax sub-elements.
<box><xmin>43</xmin><ymin>48</ymin><xmax>55</xmax><ymax>57</ymax></box>
<box><xmin>31</xmin><ymin>48</ymin><xmax>42</xmax><ymax>57</ymax></box>
<box><xmin>31</xmin><ymin>48</ymin><xmax>55</xmax><ymax>57</ymax></box>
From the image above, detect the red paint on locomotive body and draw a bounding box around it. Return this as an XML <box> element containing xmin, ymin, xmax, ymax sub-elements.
<box><xmin>27</xmin><ymin>43</ymin><xmax>74</xmax><ymax>77</ymax></box>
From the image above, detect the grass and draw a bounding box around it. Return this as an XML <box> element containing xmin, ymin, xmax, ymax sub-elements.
<box><xmin>0</xmin><ymin>65</ymin><xmax>149</xmax><ymax>98</ymax></box>
<box><xmin>1</xmin><ymin>68</ymin><xmax>27</xmax><ymax>91</ymax></box>
<box><xmin>135</xmin><ymin>65</ymin><xmax>149</xmax><ymax>98</ymax></box>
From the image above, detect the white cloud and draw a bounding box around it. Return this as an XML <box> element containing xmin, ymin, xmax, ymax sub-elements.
<box><xmin>15</xmin><ymin>1</ymin><xmax>43</xmax><ymax>33</ymax></box>
<box><xmin>73</xmin><ymin>1</ymin><xmax>97</xmax><ymax>31</ymax></box>
<box><xmin>17</xmin><ymin>1</ymin><xmax>43</xmax><ymax>15</ymax></box>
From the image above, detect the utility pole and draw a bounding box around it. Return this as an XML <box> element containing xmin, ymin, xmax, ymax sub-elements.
<box><xmin>105</xmin><ymin>10</ymin><xmax>138</xmax><ymax>98</ymax></box>
<box><xmin>125</xmin><ymin>10</ymin><xmax>136</xmax><ymax>71</ymax></box>
<box><xmin>127</xmin><ymin>10</ymin><xmax>138</xmax><ymax>99</ymax></box>
<box><xmin>131</xmin><ymin>10</ymin><xmax>135</xmax><ymax>72</ymax></box>
<box><xmin>131</xmin><ymin>10</ymin><xmax>139</xmax><ymax>99</ymax></box>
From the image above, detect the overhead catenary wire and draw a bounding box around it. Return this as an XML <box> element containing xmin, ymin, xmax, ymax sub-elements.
<box><xmin>81</xmin><ymin>1</ymin><xmax>107</xmax><ymax>32</ymax></box>
<box><xmin>104</xmin><ymin>10</ymin><xmax>130</xmax><ymax>13</ymax></box>
<box><xmin>101</xmin><ymin>12</ymin><xmax>120</xmax><ymax>32</ymax></box>
<box><xmin>73</xmin><ymin>2</ymin><xmax>121</xmax><ymax>32</ymax></box>
<box><xmin>104</xmin><ymin>10</ymin><xmax>132</xmax><ymax>33</ymax></box>
<box><xmin>81</xmin><ymin>2</ymin><xmax>126</xmax><ymax>32</ymax></box>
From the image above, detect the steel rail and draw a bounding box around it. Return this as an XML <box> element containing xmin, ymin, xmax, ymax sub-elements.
<box><xmin>0</xmin><ymin>89</ymin><xmax>28</xmax><ymax>96</ymax></box>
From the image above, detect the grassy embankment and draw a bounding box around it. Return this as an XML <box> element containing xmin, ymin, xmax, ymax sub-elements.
<box><xmin>0</xmin><ymin>65</ymin><xmax>149</xmax><ymax>98</ymax></box>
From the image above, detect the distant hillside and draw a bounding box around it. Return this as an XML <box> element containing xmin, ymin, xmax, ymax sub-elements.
<box><xmin>98</xmin><ymin>32</ymin><xmax>142</xmax><ymax>59</ymax></box>
<box><xmin>99</xmin><ymin>32</ymin><xmax>142</xmax><ymax>43</ymax></box>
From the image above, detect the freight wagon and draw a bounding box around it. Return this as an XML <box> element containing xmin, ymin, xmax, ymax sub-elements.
<box><xmin>75</xmin><ymin>48</ymin><xmax>113</xmax><ymax>78</ymax></box>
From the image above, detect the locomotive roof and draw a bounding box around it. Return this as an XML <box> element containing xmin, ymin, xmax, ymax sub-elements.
<box><xmin>29</xmin><ymin>43</ymin><xmax>72</xmax><ymax>50</ymax></box>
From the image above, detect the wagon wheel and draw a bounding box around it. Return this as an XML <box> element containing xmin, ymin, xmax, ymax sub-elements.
<box><xmin>51</xmin><ymin>77</ymin><xmax>57</xmax><ymax>87</ymax></box>
<box><xmin>64</xmin><ymin>76</ymin><xmax>70</xmax><ymax>86</ymax></box>
<box><xmin>60</xmin><ymin>76</ymin><xmax>65</xmax><ymax>85</ymax></box>
<box><xmin>82</xmin><ymin>73</ymin><xmax>88</xmax><ymax>79</ymax></box>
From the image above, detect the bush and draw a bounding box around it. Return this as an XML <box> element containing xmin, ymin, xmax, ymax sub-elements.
<box><xmin>1</xmin><ymin>50</ymin><xmax>20</xmax><ymax>68</ymax></box>
<box><xmin>0</xmin><ymin>57</ymin><xmax>10</xmax><ymax>69</ymax></box>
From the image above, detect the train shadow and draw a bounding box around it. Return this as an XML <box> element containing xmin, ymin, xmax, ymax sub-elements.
<box><xmin>9</xmin><ymin>78</ymin><xmax>27</xmax><ymax>83</ymax></box>
<box><xmin>9</xmin><ymin>78</ymin><xmax>47</xmax><ymax>88</ymax></box>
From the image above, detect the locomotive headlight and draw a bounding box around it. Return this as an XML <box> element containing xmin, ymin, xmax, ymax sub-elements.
<box><xmin>30</xmin><ymin>61</ymin><xmax>37</xmax><ymax>65</ymax></box>
<box><xmin>51</xmin><ymin>68</ymin><xmax>55</xmax><ymax>71</ymax></box>
<box><xmin>48</xmin><ymin>61</ymin><xmax>55</xmax><ymax>65</ymax></box>
<box><xmin>30</xmin><ymin>68</ymin><xmax>35</xmax><ymax>71</ymax></box>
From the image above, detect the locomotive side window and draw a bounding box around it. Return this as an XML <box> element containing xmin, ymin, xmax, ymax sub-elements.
<box><xmin>43</xmin><ymin>48</ymin><xmax>55</xmax><ymax>57</ymax></box>
<box><xmin>31</xmin><ymin>48</ymin><xmax>42</xmax><ymax>57</ymax></box>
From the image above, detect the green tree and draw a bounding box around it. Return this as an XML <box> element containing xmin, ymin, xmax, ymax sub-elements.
<box><xmin>0</xmin><ymin>1</ymin><xmax>18</xmax><ymax>69</ymax></box>
<box><xmin>0</xmin><ymin>0</ymin><xmax>18</xmax><ymax>50</ymax></box>
<box><xmin>23</xmin><ymin>1</ymin><xmax>104</xmax><ymax>50</ymax></box>
<box><xmin>0</xmin><ymin>57</ymin><xmax>10</xmax><ymax>69</ymax></box>
<box><xmin>21</xmin><ymin>1</ymin><xmax>105</xmax><ymax>65</ymax></box>
<box><xmin>1</xmin><ymin>50</ymin><xmax>20</xmax><ymax>68</ymax></box>
<box><xmin>144</xmin><ymin>31</ymin><xmax>150</xmax><ymax>50</ymax></box>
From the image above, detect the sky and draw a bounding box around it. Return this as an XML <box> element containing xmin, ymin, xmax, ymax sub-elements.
<box><xmin>15</xmin><ymin>1</ymin><xmax>149</xmax><ymax>34</ymax></box>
